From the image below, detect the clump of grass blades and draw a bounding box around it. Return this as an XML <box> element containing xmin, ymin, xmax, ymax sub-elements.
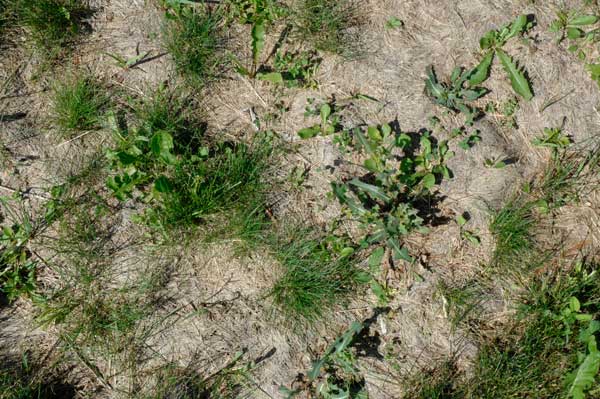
<box><xmin>14</xmin><ymin>0</ymin><xmax>92</xmax><ymax>55</ymax></box>
<box><xmin>153</xmin><ymin>140</ymin><xmax>272</xmax><ymax>232</ymax></box>
<box><xmin>0</xmin><ymin>360</ymin><xmax>75</xmax><ymax>399</ymax></box>
<box><xmin>294</xmin><ymin>0</ymin><xmax>363</xmax><ymax>58</ymax></box>
<box><xmin>37</xmin><ymin>203</ymin><xmax>152</xmax><ymax>355</ymax></box>
<box><xmin>489</xmin><ymin>197</ymin><xmax>538</xmax><ymax>271</ymax></box>
<box><xmin>163</xmin><ymin>4</ymin><xmax>227</xmax><ymax>86</ymax></box>
<box><xmin>52</xmin><ymin>74</ymin><xmax>109</xmax><ymax>133</ymax></box>
<box><xmin>410</xmin><ymin>262</ymin><xmax>600</xmax><ymax>398</ymax></box>
<box><xmin>268</xmin><ymin>227</ymin><xmax>365</xmax><ymax>323</ymax></box>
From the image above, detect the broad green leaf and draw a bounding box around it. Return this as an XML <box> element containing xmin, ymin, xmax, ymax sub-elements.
<box><xmin>150</xmin><ymin>131</ymin><xmax>177</xmax><ymax>164</ymax></box>
<box><xmin>367</xmin><ymin>126</ymin><xmax>383</xmax><ymax>141</ymax></box>
<box><xmin>368</xmin><ymin>247</ymin><xmax>385</xmax><ymax>271</ymax></box>
<box><xmin>462</xmin><ymin>88</ymin><xmax>488</xmax><ymax>101</ymax></box>
<box><xmin>570</xmin><ymin>15</ymin><xmax>598</xmax><ymax>26</ymax></box>
<box><xmin>496</xmin><ymin>49</ymin><xmax>533</xmax><ymax>101</ymax></box>
<box><xmin>355</xmin><ymin>128</ymin><xmax>375</xmax><ymax>155</ymax></box>
<box><xmin>154</xmin><ymin>176</ymin><xmax>173</xmax><ymax>193</ymax></box>
<box><xmin>568</xmin><ymin>337</ymin><xmax>600</xmax><ymax>399</ymax></box>
<box><xmin>257</xmin><ymin>72</ymin><xmax>284</xmax><ymax>84</ymax></box>
<box><xmin>567</xmin><ymin>27</ymin><xmax>585</xmax><ymax>39</ymax></box>
<box><xmin>339</xmin><ymin>247</ymin><xmax>354</xmax><ymax>258</ymax></box>
<box><xmin>320</xmin><ymin>104</ymin><xmax>331</xmax><ymax>125</ymax></box>
<box><xmin>570</xmin><ymin>297</ymin><xmax>581</xmax><ymax>312</ymax></box>
<box><xmin>298</xmin><ymin>126</ymin><xmax>320</xmax><ymax>139</ymax></box>
<box><xmin>421</xmin><ymin>173</ymin><xmax>436</xmax><ymax>189</ymax></box>
<box><xmin>385</xmin><ymin>16</ymin><xmax>403</xmax><ymax>29</ymax></box>
<box><xmin>424</xmin><ymin>66</ymin><xmax>445</xmax><ymax>99</ymax></box>
<box><xmin>371</xmin><ymin>280</ymin><xmax>387</xmax><ymax>303</ymax></box>
<box><xmin>364</xmin><ymin>158</ymin><xmax>381</xmax><ymax>172</ymax></box>
<box><xmin>468</xmin><ymin>51</ymin><xmax>494</xmax><ymax>86</ymax></box>
<box><xmin>251</xmin><ymin>21</ymin><xmax>265</xmax><ymax>65</ymax></box>
<box><xmin>506</xmin><ymin>15</ymin><xmax>528</xmax><ymax>40</ymax></box>
<box><xmin>349</xmin><ymin>179</ymin><xmax>391</xmax><ymax>202</ymax></box>
<box><xmin>456</xmin><ymin>214</ymin><xmax>467</xmax><ymax>226</ymax></box>
<box><xmin>480</xmin><ymin>30</ymin><xmax>498</xmax><ymax>50</ymax></box>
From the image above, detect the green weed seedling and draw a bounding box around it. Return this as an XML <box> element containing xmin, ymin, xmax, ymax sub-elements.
<box><xmin>424</xmin><ymin>65</ymin><xmax>488</xmax><ymax>125</ymax></box>
<box><xmin>456</xmin><ymin>214</ymin><xmax>481</xmax><ymax>246</ymax></box>
<box><xmin>550</xmin><ymin>10</ymin><xmax>598</xmax><ymax>43</ymax></box>
<box><xmin>470</xmin><ymin>14</ymin><xmax>534</xmax><ymax>101</ymax></box>
<box><xmin>533</xmin><ymin>127</ymin><xmax>572</xmax><ymax>158</ymax></box>
<box><xmin>228</xmin><ymin>0</ymin><xmax>287</xmax><ymax>77</ymax></box>
<box><xmin>331</xmin><ymin>125</ymin><xmax>452</xmax><ymax>263</ymax></box>
<box><xmin>257</xmin><ymin>50</ymin><xmax>321</xmax><ymax>88</ymax></box>
<box><xmin>0</xmin><ymin>196</ymin><xmax>36</xmax><ymax>302</ymax></box>
<box><xmin>298</xmin><ymin>101</ymin><xmax>342</xmax><ymax>138</ymax></box>
<box><xmin>281</xmin><ymin>321</ymin><xmax>367</xmax><ymax>398</ymax></box>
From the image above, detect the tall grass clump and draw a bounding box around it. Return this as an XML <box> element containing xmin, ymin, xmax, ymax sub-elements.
<box><xmin>163</xmin><ymin>4</ymin><xmax>227</xmax><ymax>86</ymax></box>
<box><xmin>268</xmin><ymin>227</ymin><xmax>365</xmax><ymax>323</ymax></box>
<box><xmin>52</xmin><ymin>74</ymin><xmax>109</xmax><ymax>133</ymax></box>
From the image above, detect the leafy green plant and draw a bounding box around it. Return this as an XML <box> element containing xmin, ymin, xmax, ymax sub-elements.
<box><xmin>586</xmin><ymin>63</ymin><xmax>600</xmax><ymax>87</ymax></box>
<box><xmin>0</xmin><ymin>196</ymin><xmax>37</xmax><ymax>303</ymax></box>
<box><xmin>281</xmin><ymin>321</ymin><xmax>367</xmax><ymax>398</ymax></box>
<box><xmin>105</xmin><ymin>89</ymin><xmax>272</xmax><ymax>236</ymax></box>
<box><xmin>163</xmin><ymin>3</ymin><xmax>227</xmax><ymax>86</ymax></box>
<box><xmin>257</xmin><ymin>50</ymin><xmax>321</xmax><ymax>88</ymax></box>
<box><xmin>52</xmin><ymin>73</ymin><xmax>108</xmax><ymax>133</ymax></box>
<box><xmin>385</xmin><ymin>16</ymin><xmax>403</xmax><ymax>30</ymax></box>
<box><xmin>549</xmin><ymin>10</ymin><xmax>598</xmax><ymax>43</ymax></box>
<box><xmin>456</xmin><ymin>214</ymin><xmax>480</xmax><ymax>245</ymax></box>
<box><xmin>533</xmin><ymin>127</ymin><xmax>572</xmax><ymax>158</ymax></box>
<box><xmin>297</xmin><ymin>102</ymin><xmax>342</xmax><ymax>138</ymax></box>
<box><xmin>424</xmin><ymin>65</ymin><xmax>488</xmax><ymax>125</ymax></box>
<box><xmin>293</xmin><ymin>0</ymin><xmax>363</xmax><ymax>58</ymax></box>
<box><xmin>330</xmin><ymin>125</ymin><xmax>453</xmax><ymax>262</ymax></box>
<box><xmin>470</xmin><ymin>15</ymin><xmax>534</xmax><ymax>101</ymax></box>
<box><xmin>227</xmin><ymin>0</ymin><xmax>286</xmax><ymax>77</ymax></box>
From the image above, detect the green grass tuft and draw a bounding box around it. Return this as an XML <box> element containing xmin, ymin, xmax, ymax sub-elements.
<box><xmin>52</xmin><ymin>74</ymin><xmax>109</xmax><ymax>133</ymax></box>
<box><xmin>163</xmin><ymin>5</ymin><xmax>227</xmax><ymax>86</ymax></box>
<box><xmin>14</xmin><ymin>0</ymin><xmax>92</xmax><ymax>55</ymax></box>
<box><xmin>268</xmin><ymin>227</ymin><xmax>365</xmax><ymax>323</ymax></box>
<box><xmin>294</xmin><ymin>0</ymin><xmax>363</xmax><ymax>58</ymax></box>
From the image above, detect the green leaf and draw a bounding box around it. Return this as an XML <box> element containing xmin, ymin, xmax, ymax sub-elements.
<box><xmin>568</xmin><ymin>337</ymin><xmax>600</xmax><ymax>399</ymax></box>
<box><xmin>570</xmin><ymin>15</ymin><xmax>599</xmax><ymax>26</ymax></box>
<box><xmin>320</xmin><ymin>104</ymin><xmax>331</xmax><ymax>125</ymax></box>
<box><xmin>367</xmin><ymin>126</ymin><xmax>383</xmax><ymax>141</ymax></box>
<box><xmin>370</xmin><ymin>280</ymin><xmax>388</xmax><ymax>303</ymax></box>
<box><xmin>456</xmin><ymin>214</ymin><xmax>467</xmax><ymax>226</ymax></box>
<box><xmin>251</xmin><ymin>21</ymin><xmax>265</xmax><ymax>65</ymax></box>
<box><xmin>257</xmin><ymin>72</ymin><xmax>284</xmax><ymax>84</ymax></box>
<box><xmin>567</xmin><ymin>27</ymin><xmax>585</xmax><ymax>39</ymax></box>
<box><xmin>298</xmin><ymin>126</ymin><xmax>320</xmax><ymax>139</ymax></box>
<box><xmin>496</xmin><ymin>49</ymin><xmax>533</xmax><ymax>101</ymax></box>
<box><xmin>421</xmin><ymin>173</ymin><xmax>436</xmax><ymax>189</ymax></box>
<box><xmin>368</xmin><ymin>247</ymin><xmax>385</xmax><ymax>272</ymax></box>
<box><xmin>150</xmin><ymin>131</ymin><xmax>177</xmax><ymax>164</ymax></box>
<box><xmin>154</xmin><ymin>176</ymin><xmax>173</xmax><ymax>193</ymax></box>
<box><xmin>468</xmin><ymin>51</ymin><xmax>494</xmax><ymax>86</ymax></box>
<box><xmin>385</xmin><ymin>16</ymin><xmax>403</xmax><ymax>29</ymax></box>
<box><xmin>570</xmin><ymin>297</ymin><xmax>581</xmax><ymax>312</ymax></box>
<box><xmin>506</xmin><ymin>14</ymin><xmax>529</xmax><ymax>40</ymax></box>
<box><xmin>349</xmin><ymin>179</ymin><xmax>391</xmax><ymax>202</ymax></box>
